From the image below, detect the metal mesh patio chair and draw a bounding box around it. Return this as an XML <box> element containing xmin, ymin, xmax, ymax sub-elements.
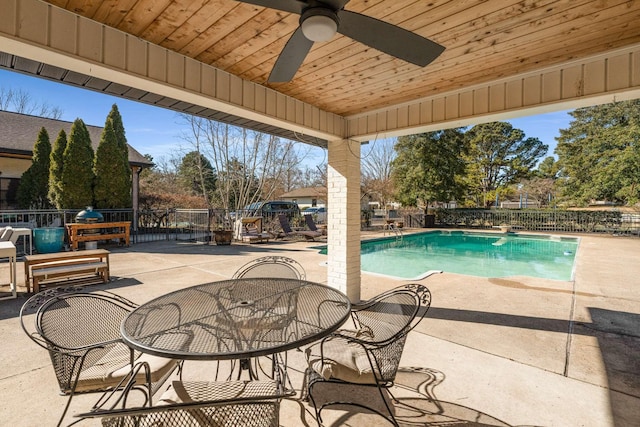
<box><xmin>227</xmin><ymin>266</ymin><xmax>306</xmax><ymax>380</ymax></box>
<box><xmin>20</xmin><ymin>287</ymin><xmax>182</xmax><ymax>427</ymax></box>
<box><xmin>232</xmin><ymin>255</ymin><xmax>306</xmax><ymax>280</ymax></box>
<box><xmin>77</xmin><ymin>362</ymin><xmax>295</xmax><ymax>427</ymax></box>
<box><xmin>77</xmin><ymin>378</ymin><xmax>290</xmax><ymax>426</ymax></box>
<box><xmin>304</xmin><ymin>283</ymin><xmax>432</xmax><ymax>427</ymax></box>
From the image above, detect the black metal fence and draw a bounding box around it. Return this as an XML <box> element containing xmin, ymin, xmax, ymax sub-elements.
<box><xmin>3</xmin><ymin>207</ymin><xmax>637</xmax><ymax>248</ymax></box>
<box><xmin>0</xmin><ymin>209</ymin><xmax>217</xmax><ymax>244</ymax></box>
<box><xmin>0</xmin><ymin>207</ymin><xmax>306</xmax><ymax>245</ymax></box>
<box><xmin>401</xmin><ymin>208</ymin><xmax>640</xmax><ymax>236</ymax></box>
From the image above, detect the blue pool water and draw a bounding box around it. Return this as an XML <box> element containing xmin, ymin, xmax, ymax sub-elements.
<box><xmin>323</xmin><ymin>231</ymin><xmax>579</xmax><ymax>281</ymax></box>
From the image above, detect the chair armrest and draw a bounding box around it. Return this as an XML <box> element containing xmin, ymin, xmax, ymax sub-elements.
<box><xmin>351</xmin><ymin>283</ymin><xmax>430</xmax><ymax>312</ymax></box>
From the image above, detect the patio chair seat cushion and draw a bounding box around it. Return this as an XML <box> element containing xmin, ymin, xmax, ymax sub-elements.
<box><xmin>74</xmin><ymin>343</ymin><xmax>178</xmax><ymax>393</ymax></box>
<box><xmin>112</xmin><ymin>352</ymin><xmax>178</xmax><ymax>383</ymax></box>
<box><xmin>306</xmin><ymin>335</ymin><xmax>376</xmax><ymax>385</ymax></box>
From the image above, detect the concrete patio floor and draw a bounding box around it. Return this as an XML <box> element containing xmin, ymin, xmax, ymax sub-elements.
<box><xmin>1</xmin><ymin>229</ymin><xmax>639</xmax><ymax>426</ymax></box>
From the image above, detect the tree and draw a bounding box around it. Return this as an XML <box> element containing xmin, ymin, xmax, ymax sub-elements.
<box><xmin>0</xmin><ymin>86</ymin><xmax>63</xmax><ymax>119</ymax></box>
<box><xmin>17</xmin><ymin>168</ymin><xmax>35</xmax><ymax>209</ymax></box>
<box><xmin>139</xmin><ymin>155</ymin><xmax>182</xmax><ymax>200</ymax></box>
<box><xmin>94</xmin><ymin>119</ymin><xmax>132</xmax><ymax>208</ymax></box>
<box><xmin>218</xmin><ymin>157</ymin><xmax>261</xmax><ymax>211</ymax></box>
<box><xmin>517</xmin><ymin>178</ymin><xmax>556</xmax><ymax>207</ymax></box>
<box><xmin>17</xmin><ymin>127</ymin><xmax>52</xmax><ymax>208</ymax></box>
<box><xmin>277</xmin><ymin>152</ymin><xmax>305</xmax><ymax>194</ymax></box>
<box><xmin>536</xmin><ymin>156</ymin><xmax>559</xmax><ymax>179</ymax></box>
<box><xmin>178</xmin><ymin>115</ymin><xmax>308</xmax><ymax>215</ymax></box>
<box><xmin>465</xmin><ymin>122</ymin><xmax>547</xmax><ymax>207</ymax></box>
<box><xmin>300</xmin><ymin>163</ymin><xmax>327</xmax><ymax>188</ymax></box>
<box><xmin>48</xmin><ymin>129</ymin><xmax>67</xmax><ymax>209</ymax></box>
<box><xmin>555</xmin><ymin>100</ymin><xmax>640</xmax><ymax>205</ymax></box>
<box><xmin>178</xmin><ymin>151</ymin><xmax>216</xmax><ymax>205</ymax></box>
<box><xmin>392</xmin><ymin>129</ymin><xmax>468</xmax><ymax>212</ymax></box>
<box><xmin>139</xmin><ymin>154</ymin><xmax>210</xmax><ymax>211</ymax></box>
<box><xmin>105</xmin><ymin>104</ymin><xmax>131</xmax><ymax>185</ymax></box>
<box><xmin>59</xmin><ymin>119</ymin><xmax>95</xmax><ymax>208</ymax></box>
<box><xmin>361</xmin><ymin>138</ymin><xmax>396</xmax><ymax>208</ymax></box>
<box><xmin>139</xmin><ymin>154</ymin><xmax>155</xmax><ymax>182</ymax></box>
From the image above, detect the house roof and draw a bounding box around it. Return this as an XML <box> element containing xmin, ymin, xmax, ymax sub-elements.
<box><xmin>281</xmin><ymin>187</ymin><xmax>326</xmax><ymax>199</ymax></box>
<box><xmin>0</xmin><ymin>110</ymin><xmax>153</xmax><ymax>167</ymax></box>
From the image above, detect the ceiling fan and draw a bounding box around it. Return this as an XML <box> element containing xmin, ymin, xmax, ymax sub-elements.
<box><xmin>235</xmin><ymin>0</ymin><xmax>445</xmax><ymax>82</ymax></box>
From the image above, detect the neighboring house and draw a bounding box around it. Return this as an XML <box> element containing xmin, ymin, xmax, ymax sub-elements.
<box><xmin>280</xmin><ymin>186</ymin><xmax>326</xmax><ymax>209</ymax></box>
<box><xmin>0</xmin><ymin>110</ymin><xmax>153</xmax><ymax>210</ymax></box>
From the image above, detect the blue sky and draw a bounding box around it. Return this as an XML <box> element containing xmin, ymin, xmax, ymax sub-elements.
<box><xmin>1</xmin><ymin>68</ymin><xmax>572</xmax><ymax>164</ymax></box>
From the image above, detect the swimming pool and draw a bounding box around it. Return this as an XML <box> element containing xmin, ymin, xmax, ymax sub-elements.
<box><xmin>322</xmin><ymin>231</ymin><xmax>579</xmax><ymax>281</ymax></box>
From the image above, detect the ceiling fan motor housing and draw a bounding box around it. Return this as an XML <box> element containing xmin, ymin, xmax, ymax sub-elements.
<box><xmin>300</xmin><ymin>7</ymin><xmax>340</xmax><ymax>42</ymax></box>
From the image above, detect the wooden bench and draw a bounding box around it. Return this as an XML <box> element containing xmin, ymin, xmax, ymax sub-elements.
<box><xmin>66</xmin><ymin>221</ymin><xmax>130</xmax><ymax>251</ymax></box>
<box><xmin>24</xmin><ymin>249</ymin><xmax>110</xmax><ymax>293</ymax></box>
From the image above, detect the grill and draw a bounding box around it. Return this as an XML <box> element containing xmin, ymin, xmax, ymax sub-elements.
<box><xmin>75</xmin><ymin>207</ymin><xmax>104</xmax><ymax>224</ymax></box>
<box><xmin>75</xmin><ymin>207</ymin><xmax>104</xmax><ymax>249</ymax></box>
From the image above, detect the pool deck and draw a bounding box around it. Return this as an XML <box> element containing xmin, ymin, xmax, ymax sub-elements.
<box><xmin>1</xmin><ymin>229</ymin><xmax>639</xmax><ymax>426</ymax></box>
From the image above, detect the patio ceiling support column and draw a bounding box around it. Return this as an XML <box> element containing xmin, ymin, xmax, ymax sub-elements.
<box><xmin>327</xmin><ymin>138</ymin><xmax>361</xmax><ymax>302</ymax></box>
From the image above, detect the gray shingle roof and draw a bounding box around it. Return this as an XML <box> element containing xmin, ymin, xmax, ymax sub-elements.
<box><xmin>0</xmin><ymin>110</ymin><xmax>153</xmax><ymax>167</ymax></box>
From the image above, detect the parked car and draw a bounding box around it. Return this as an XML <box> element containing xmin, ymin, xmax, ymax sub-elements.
<box><xmin>302</xmin><ymin>206</ymin><xmax>327</xmax><ymax>223</ymax></box>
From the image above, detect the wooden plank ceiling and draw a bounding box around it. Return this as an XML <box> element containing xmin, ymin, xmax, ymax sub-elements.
<box><xmin>43</xmin><ymin>0</ymin><xmax>640</xmax><ymax>117</ymax></box>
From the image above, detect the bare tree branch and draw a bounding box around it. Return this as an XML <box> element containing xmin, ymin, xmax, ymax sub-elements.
<box><xmin>178</xmin><ymin>114</ymin><xmax>315</xmax><ymax>215</ymax></box>
<box><xmin>0</xmin><ymin>86</ymin><xmax>64</xmax><ymax>118</ymax></box>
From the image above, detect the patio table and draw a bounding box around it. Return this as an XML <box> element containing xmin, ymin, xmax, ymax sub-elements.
<box><xmin>120</xmin><ymin>278</ymin><xmax>351</xmax><ymax>380</ymax></box>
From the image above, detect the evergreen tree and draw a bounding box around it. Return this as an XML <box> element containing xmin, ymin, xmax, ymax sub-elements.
<box><xmin>178</xmin><ymin>151</ymin><xmax>216</xmax><ymax>203</ymax></box>
<box><xmin>16</xmin><ymin>169</ymin><xmax>34</xmax><ymax>209</ymax></box>
<box><xmin>555</xmin><ymin>100</ymin><xmax>640</xmax><ymax>205</ymax></box>
<box><xmin>59</xmin><ymin>119</ymin><xmax>94</xmax><ymax>208</ymax></box>
<box><xmin>536</xmin><ymin>156</ymin><xmax>559</xmax><ymax>179</ymax></box>
<box><xmin>105</xmin><ymin>104</ymin><xmax>131</xmax><ymax>184</ymax></box>
<box><xmin>392</xmin><ymin>129</ymin><xmax>468</xmax><ymax>212</ymax></box>
<box><xmin>17</xmin><ymin>127</ymin><xmax>52</xmax><ymax>208</ymax></box>
<box><xmin>465</xmin><ymin>122</ymin><xmax>547</xmax><ymax>207</ymax></box>
<box><xmin>48</xmin><ymin>129</ymin><xmax>67</xmax><ymax>209</ymax></box>
<box><xmin>94</xmin><ymin>118</ymin><xmax>132</xmax><ymax>208</ymax></box>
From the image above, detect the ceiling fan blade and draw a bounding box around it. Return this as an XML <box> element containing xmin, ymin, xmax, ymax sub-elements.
<box><xmin>268</xmin><ymin>27</ymin><xmax>314</xmax><ymax>82</ymax></box>
<box><xmin>234</xmin><ymin>0</ymin><xmax>305</xmax><ymax>15</ymax></box>
<box><xmin>321</xmin><ymin>0</ymin><xmax>351</xmax><ymax>9</ymax></box>
<box><xmin>337</xmin><ymin>10</ymin><xmax>445</xmax><ymax>67</ymax></box>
